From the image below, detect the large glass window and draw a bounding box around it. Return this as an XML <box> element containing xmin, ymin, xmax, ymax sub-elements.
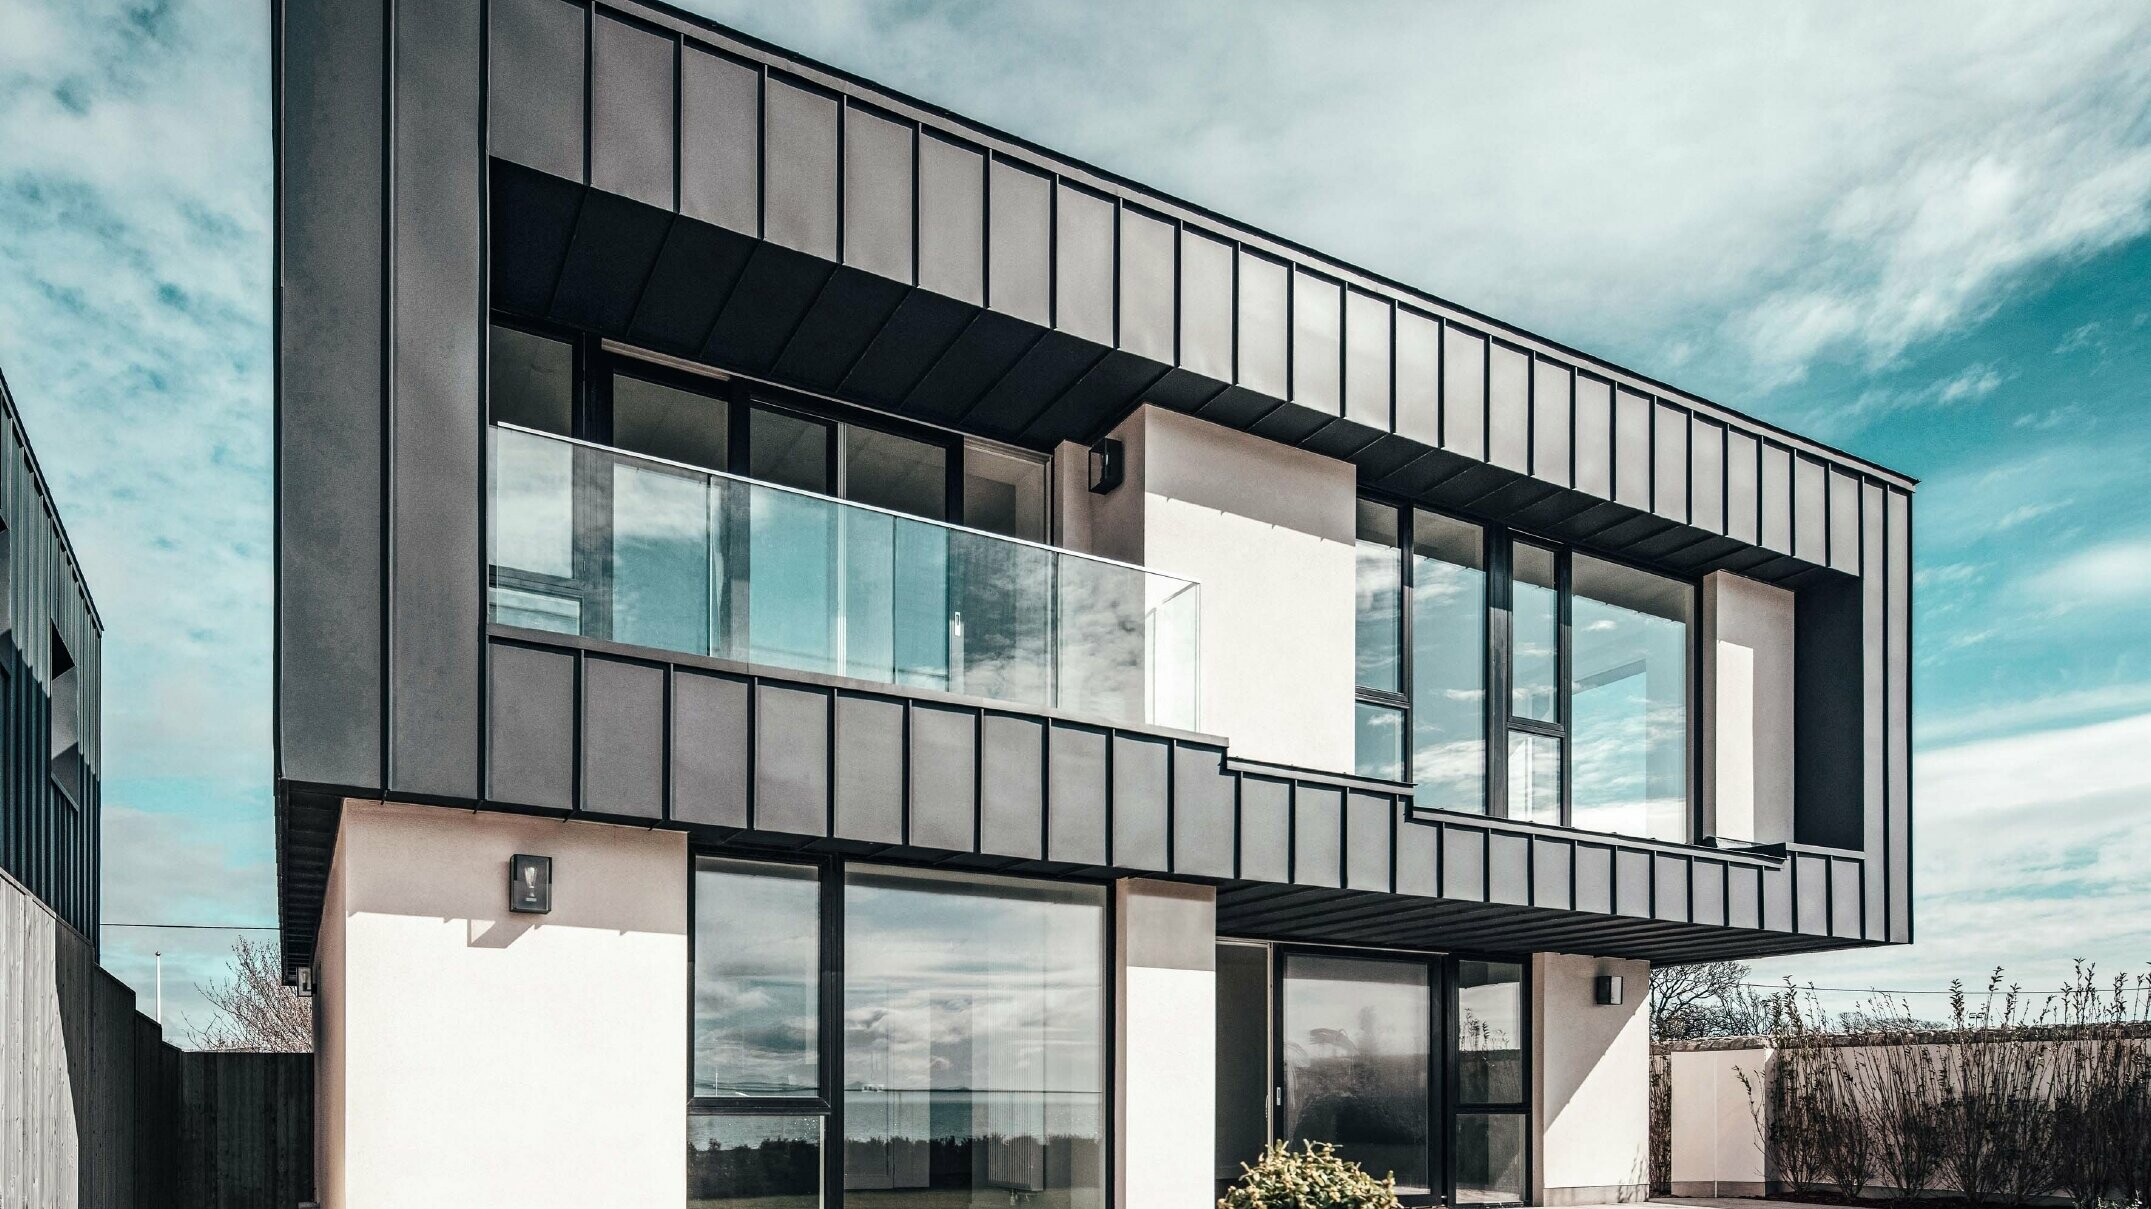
<box><xmin>1571</xmin><ymin>554</ymin><xmax>1692</xmax><ymax>842</ymax></box>
<box><xmin>1454</xmin><ymin>961</ymin><xmax>1526</xmax><ymax>1206</ymax></box>
<box><xmin>1280</xmin><ymin>953</ymin><xmax>1433</xmax><ymax>1196</ymax></box>
<box><xmin>1354</xmin><ymin>503</ymin><xmax>1408</xmax><ymax>780</ymax></box>
<box><xmin>843</xmin><ymin>866</ymin><xmax>1107</xmax><ymax>1209</ymax></box>
<box><xmin>615</xmin><ymin>372</ymin><xmax>729</xmax><ymax>472</ymax></box>
<box><xmin>691</xmin><ymin>858</ymin><xmax>829</xmax><ymax>1207</ymax></box>
<box><xmin>1409</xmin><ymin>513</ymin><xmax>1486</xmax><ymax>814</ymax></box>
<box><xmin>1354</xmin><ymin>495</ymin><xmax>1693</xmax><ymax>842</ymax></box>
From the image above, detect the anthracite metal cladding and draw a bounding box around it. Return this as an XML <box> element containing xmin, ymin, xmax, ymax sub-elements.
<box><xmin>0</xmin><ymin>370</ymin><xmax>104</xmax><ymax>941</ymax></box>
<box><xmin>273</xmin><ymin>0</ymin><xmax>1915</xmax><ymax>972</ymax></box>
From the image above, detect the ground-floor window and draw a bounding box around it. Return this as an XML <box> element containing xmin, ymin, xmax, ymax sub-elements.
<box><xmin>690</xmin><ymin>856</ymin><xmax>1107</xmax><ymax>1208</ymax></box>
<box><xmin>1215</xmin><ymin>942</ymin><xmax>1528</xmax><ymax>1207</ymax></box>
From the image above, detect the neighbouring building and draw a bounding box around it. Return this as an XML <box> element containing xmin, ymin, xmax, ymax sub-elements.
<box><xmin>0</xmin><ymin>367</ymin><xmax>102</xmax><ymax>941</ymax></box>
<box><xmin>272</xmin><ymin>2</ymin><xmax>1915</xmax><ymax>1205</ymax></box>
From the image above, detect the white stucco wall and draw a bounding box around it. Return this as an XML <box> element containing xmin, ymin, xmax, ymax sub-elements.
<box><xmin>1666</xmin><ymin>1044</ymin><xmax>1772</xmax><ymax>1196</ymax></box>
<box><xmin>1115</xmin><ymin>878</ymin><xmax>1217</xmax><ymax>1209</ymax></box>
<box><xmin>1702</xmin><ymin>572</ymin><xmax>1797</xmax><ymax>845</ymax></box>
<box><xmin>1061</xmin><ymin>406</ymin><xmax>1359</xmax><ymax>771</ymax></box>
<box><xmin>1531</xmin><ymin>953</ymin><xmax>1651</xmax><ymax>1205</ymax></box>
<box><xmin>313</xmin><ymin>800</ymin><xmax>687</xmax><ymax>1209</ymax></box>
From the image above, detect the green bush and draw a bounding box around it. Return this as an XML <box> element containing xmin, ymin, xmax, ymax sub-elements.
<box><xmin>1219</xmin><ymin>1140</ymin><xmax>1401</xmax><ymax>1209</ymax></box>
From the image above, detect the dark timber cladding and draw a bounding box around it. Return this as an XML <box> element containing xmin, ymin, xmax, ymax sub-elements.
<box><xmin>0</xmin><ymin>370</ymin><xmax>105</xmax><ymax>941</ymax></box>
<box><xmin>273</xmin><ymin>0</ymin><xmax>1914</xmax><ymax>970</ymax></box>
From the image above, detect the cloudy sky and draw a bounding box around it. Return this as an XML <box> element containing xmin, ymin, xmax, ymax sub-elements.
<box><xmin>1</xmin><ymin>0</ymin><xmax>2148</xmax><ymax>1037</ymax></box>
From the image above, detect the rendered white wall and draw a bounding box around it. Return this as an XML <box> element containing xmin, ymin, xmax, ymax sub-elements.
<box><xmin>1115</xmin><ymin>878</ymin><xmax>1217</xmax><ymax>1209</ymax></box>
<box><xmin>314</xmin><ymin>800</ymin><xmax>686</xmax><ymax>1209</ymax></box>
<box><xmin>1531</xmin><ymin>953</ymin><xmax>1651</xmax><ymax>1205</ymax></box>
<box><xmin>1702</xmin><ymin>572</ymin><xmax>1797</xmax><ymax>845</ymax></box>
<box><xmin>1062</xmin><ymin>406</ymin><xmax>1359</xmax><ymax>771</ymax></box>
<box><xmin>1666</xmin><ymin>1044</ymin><xmax>1772</xmax><ymax>1196</ymax></box>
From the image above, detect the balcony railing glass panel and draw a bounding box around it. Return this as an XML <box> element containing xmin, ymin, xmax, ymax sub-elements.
<box><xmin>489</xmin><ymin>425</ymin><xmax>1200</xmax><ymax>731</ymax></box>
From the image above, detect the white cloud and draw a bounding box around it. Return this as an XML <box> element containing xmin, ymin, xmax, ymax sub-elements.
<box><xmin>682</xmin><ymin>0</ymin><xmax>2151</xmax><ymax>391</ymax></box>
<box><xmin>1759</xmin><ymin>711</ymin><xmax>2151</xmax><ymax>1008</ymax></box>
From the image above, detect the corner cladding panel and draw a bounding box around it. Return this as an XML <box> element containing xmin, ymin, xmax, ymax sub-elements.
<box><xmin>279</xmin><ymin>0</ymin><xmax>385</xmax><ymax>793</ymax></box>
<box><xmin>1886</xmin><ymin>487</ymin><xmax>1913</xmax><ymax>943</ymax></box>
<box><xmin>389</xmin><ymin>0</ymin><xmax>483</xmax><ymax>802</ymax></box>
<box><xmin>581</xmin><ymin>655</ymin><xmax>665</xmax><ymax>819</ymax></box>
<box><xmin>486</xmin><ymin>641</ymin><xmax>576</xmax><ymax>811</ymax></box>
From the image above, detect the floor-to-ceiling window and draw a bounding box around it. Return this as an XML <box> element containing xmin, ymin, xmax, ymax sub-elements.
<box><xmin>1219</xmin><ymin>944</ymin><xmax>1529</xmax><ymax>1208</ymax></box>
<box><xmin>1453</xmin><ymin>961</ymin><xmax>1527</xmax><ymax>1204</ymax></box>
<box><xmin>690</xmin><ymin>857</ymin><xmax>1108</xmax><ymax>1209</ymax></box>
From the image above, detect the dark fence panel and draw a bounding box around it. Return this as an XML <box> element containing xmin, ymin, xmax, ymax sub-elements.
<box><xmin>3</xmin><ymin>869</ymin><xmax>314</xmax><ymax>1209</ymax></box>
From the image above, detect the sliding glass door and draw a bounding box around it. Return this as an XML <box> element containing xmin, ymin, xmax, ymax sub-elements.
<box><xmin>1219</xmin><ymin>946</ymin><xmax>1529</xmax><ymax>1208</ymax></box>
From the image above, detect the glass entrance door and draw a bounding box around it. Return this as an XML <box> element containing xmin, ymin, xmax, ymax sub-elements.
<box><xmin>1277</xmin><ymin>952</ymin><xmax>1439</xmax><ymax>1200</ymax></box>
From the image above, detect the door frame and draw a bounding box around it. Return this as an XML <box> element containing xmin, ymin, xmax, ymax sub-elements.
<box><xmin>1242</xmin><ymin>940</ymin><xmax>1532</xmax><ymax>1208</ymax></box>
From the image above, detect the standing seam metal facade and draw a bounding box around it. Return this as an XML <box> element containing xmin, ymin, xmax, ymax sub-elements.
<box><xmin>0</xmin><ymin>370</ymin><xmax>105</xmax><ymax>943</ymax></box>
<box><xmin>274</xmin><ymin>0</ymin><xmax>1913</xmax><ymax>974</ymax></box>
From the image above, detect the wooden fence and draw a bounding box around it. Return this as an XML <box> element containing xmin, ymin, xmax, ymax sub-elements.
<box><xmin>2</xmin><ymin>868</ymin><xmax>313</xmax><ymax>1208</ymax></box>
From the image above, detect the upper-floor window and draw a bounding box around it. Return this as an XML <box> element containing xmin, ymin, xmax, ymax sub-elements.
<box><xmin>49</xmin><ymin>626</ymin><xmax>81</xmax><ymax>808</ymax></box>
<box><xmin>484</xmin><ymin>322</ymin><xmax>1201</xmax><ymax>732</ymax></box>
<box><xmin>1355</xmin><ymin>501</ymin><xmax>1692</xmax><ymax>844</ymax></box>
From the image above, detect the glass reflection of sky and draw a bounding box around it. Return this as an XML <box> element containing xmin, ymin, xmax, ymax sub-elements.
<box><xmin>694</xmin><ymin>859</ymin><xmax>821</xmax><ymax>1099</ymax></box>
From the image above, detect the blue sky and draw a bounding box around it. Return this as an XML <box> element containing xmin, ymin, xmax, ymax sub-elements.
<box><xmin>1</xmin><ymin>0</ymin><xmax>2147</xmax><ymax>1036</ymax></box>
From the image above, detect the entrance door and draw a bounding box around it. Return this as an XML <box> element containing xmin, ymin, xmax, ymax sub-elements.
<box><xmin>1277</xmin><ymin>952</ymin><xmax>1440</xmax><ymax>1201</ymax></box>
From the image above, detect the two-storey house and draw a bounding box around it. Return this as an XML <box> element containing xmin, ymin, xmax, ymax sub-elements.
<box><xmin>274</xmin><ymin>2</ymin><xmax>1915</xmax><ymax>1203</ymax></box>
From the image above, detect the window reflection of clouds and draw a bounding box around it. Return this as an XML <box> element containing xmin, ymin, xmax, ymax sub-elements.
<box><xmin>693</xmin><ymin>859</ymin><xmax>820</xmax><ymax>1099</ymax></box>
<box><xmin>842</xmin><ymin>866</ymin><xmax>1107</xmax><ymax>1207</ymax></box>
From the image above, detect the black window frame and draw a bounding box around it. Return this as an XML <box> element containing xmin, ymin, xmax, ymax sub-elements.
<box><xmin>1359</xmin><ymin>494</ymin><xmax>1702</xmax><ymax>842</ymax></box>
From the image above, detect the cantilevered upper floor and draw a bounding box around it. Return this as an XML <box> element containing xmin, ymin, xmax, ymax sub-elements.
<box><xmin>274</xmin><ymin>0</ymin><xmax>1913</xmax><ymax>974</ymax></box>
<box><xmin>0</xmin><ymin>368</ymin><xmax>104</xmax><ymax>940</ymax></box>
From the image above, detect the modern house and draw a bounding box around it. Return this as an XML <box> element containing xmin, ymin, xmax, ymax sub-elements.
<box><xmin>272</xmin><ymin>1</ymin><xmax>1915</xmax><ymax>1204</ymax></box>
<box><xmin>0</xmin><ymin>367</ymin><xmax>102</xmax><ymax>942</ymax></box>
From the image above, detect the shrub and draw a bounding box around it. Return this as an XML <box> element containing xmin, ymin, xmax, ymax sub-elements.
<box><xmin>1219</xmin><ymin>1140</ymin><xmax>1401</xmax><ymax>1209</ymax></box>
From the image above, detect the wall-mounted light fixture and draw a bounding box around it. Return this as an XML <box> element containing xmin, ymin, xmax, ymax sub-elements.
<box><xmin>296</xmin><ymin>967</ymin><xmax>314</xmax><ymax>998</ymax></box>
<box><xmin>510</xmin><ymin>853</ymin><xmax>553</xmax><ymax>914</ymax></box>
<box><xmin>1087</xmin><ymin>437</ymin><xmax>1125</xmax><ymax>494</ymax></box>
<box><xmin>1594</xmin><ymin>974</ymin><xmax>1625</xmax><ymax>1006</ymax></box>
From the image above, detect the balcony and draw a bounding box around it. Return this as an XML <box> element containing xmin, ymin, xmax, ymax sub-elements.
<box><xmin>488</xmin><ymin>425</ymin><xmax>1200</xmax><ymax>731</ymax></box>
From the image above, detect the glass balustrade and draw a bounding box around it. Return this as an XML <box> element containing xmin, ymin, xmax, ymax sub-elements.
<box><xmin>489</xmin><ymin>425</ymin><xmax>1201</xmax><ymax>731</ymax></box>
